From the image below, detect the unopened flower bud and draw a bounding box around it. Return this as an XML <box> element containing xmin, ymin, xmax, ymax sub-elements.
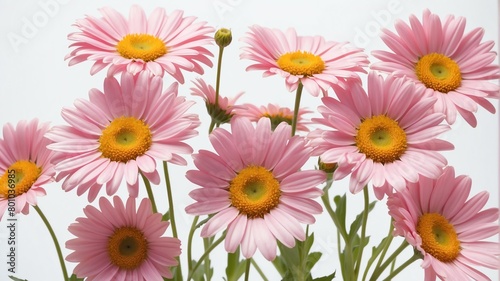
<box><xmin>318</xmin><ymin>158</ymin><xmax>337</xmax><ymax>174</ymax></box>
<box><xmin>214</xmin><ymin>28</ymin><xmax>232</xmax><ymax>48</ymax></box>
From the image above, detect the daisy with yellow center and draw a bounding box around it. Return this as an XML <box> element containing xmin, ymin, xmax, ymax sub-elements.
<box><xmin>371</xmin><ymin>9</ymin><xmax>500</xmax><ymax>127</ymax></box>
<box><xmin>309</xmin><ymin>72</ymin><xmax>453</xmax><ymax>196</ymax></box>
<box><xmin>388</xmin><ymin>166</ymin><xmax>500</xmax><ymax>280</ymax></box>
<box><xmin>240</xmin><ymin>25</ymin><xmax>369</xmax><ymax>97</ymax></box>
<box><xmin>46</xmin><ymin>72</ymin><xmax>199</xmax><ymax>202</ymax></box>
<box><xmin>185</xmin><ymin>117</ymin><xmax>326</xmax><ymax>261</ymax></box>
<box><xmin>0</xmin><ymin>119</ymin><xmax>55</xmax><ymax>219</ymax></box>
<box><xmin>234</xmin><ymin>103</ymin><xmax>312</xmax><ymax>132</ymax></box>
<box><xmin>66</xmin><ymin>5</ymin><xmax>214</xmax><ymax>82</ymax></box>
<box><xmin>66</xmin><ymin>196</ymin><xmax>181</xmax><ymax>280</ymax></box>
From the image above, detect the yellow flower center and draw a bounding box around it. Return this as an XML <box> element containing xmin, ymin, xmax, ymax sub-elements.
<box><xmin>276</xmin><ymin>51</ymin><xmax>325</xmax><ymax>76</ymax></box>
<box><xmin>415</xmin><ymin>53</ymin><xmax>462</xmax><ymax>93</ymax></box>
<box><xmin>355</xmin><ymin>115</ymin><xmax>407</xmax><ymax>164</ymax></box>
<box><xmin>0</xmin><ymin>161</ymin><xmax>41</xmax><ymax>198</ymax></box>
<box><xmin>99</xmin><ymin>116</ymin><xmax>152</xmax><ymax>163</ymax></box>
<box><xmin>417</xmin><ymin>213</ymin><xmax>461</xmax><ymax>262</ymax></box>
<box><xmin>107</xmin><ymin>226</ymin><xmax>148</xmax><ymax>270</ymax></box>
<box><xmin>229</xmin><ymin>166</ymin><xmax>281</xmax><ymax>219</ymax></box>
<box><xmin>116</xmin><ymin>33</ymin><xmax>167</xmax><ymax>62</ymax></box>
<box><xmin>263</xmin><ymin>113</ymin><xmax>293</xmax><ymax>131</ymax></box>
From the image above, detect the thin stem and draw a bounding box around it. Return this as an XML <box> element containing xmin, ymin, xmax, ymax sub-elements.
<box><xmin>354</xmin><ymin>186</ymin><xmax>370</xmax><ymax>279</ymax></box>
<box><xmin>203</xmin><ymin>237</ymin><xmax>213</xmax><ymax>281</ymax></box>
<box><xmin>208</xmin><ymin>119</ymin><xmax>216</xmax><ymax>134</ymax></box>
<box><xmin>291</xmin><ymin>82</ymin><xmax>304</xmax><ymax>136</ymax></box>
<box><xmin>214</xmin><ymin>46</ymin><xmax>224</xmax><ymax>108</ymax></box>
<box><xmin>163</xmin><ymin>161</ymin><xmax>182</xmax><ymax>280</ymax></box>
<box><xmin>321</xmin><ymin>188</ymin><xmax>349</xmax><ymax>242</ymax></box>
<box><xmin>362</xmin><ymin>219</ymin><xmax>394</xmax><ymax>281</ymax></box>
<box><xmin>382</xmin><ymin>253</ymin><xmax>420</xmax><ymax>281</ymax></box>
<box><xmin>244</xmin><ymin>258</ymin><xmax>251</xmax><ymax>281</ymax></box>
<box><xmin>250</xmin><ymin>259</ymin><xmax>269</xmax><ymax>281</ymax></box>
<box><xmin>369</xmin><ymin>240</ymin><xmax>410</xmax><ymax>281</ymax></box>
<box><xmin>187</xmin><ymin>215</ymin><xmax>200</xmax><ymax>272</ymax></box>
<box><xmin>34</xmin><ymin>205</ymin><xmax>69</xmax><ymax>281</ymax></box>
<box><xmin>188</xmin><ymin>233</ymin><xmax>226</xmax><ymax>280</ymax></box>
<box><xmin>141</xmin><ymin>172</ymin><xmax>158</xmax><ymax>214</ymax></box>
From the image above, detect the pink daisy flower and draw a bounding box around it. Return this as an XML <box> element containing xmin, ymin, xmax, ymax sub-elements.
<box><xmin>191</xmin><ymin>78</ymin><xmax>244</xmax><ymax>125</ymax></box>
<box><xmin>309</xmin><ymin>72</ymin><xmax>454</xmax><ymax>197</ymax></box>
<box><xmin>371</xmin><ymin>9</ymin><xmax>500</xmax><ymax>127</ymax></box>
<box><xmin>65</xmin><ymin>5</ymin><xmax>214</xmax><ymax>82</ymax></box>
<box><xmin>240</xmin><ymin>25</ymin><xmax>369</xmax><ymax>97</ymax></box>
<box><xmin>387</xmin><ymin>166</ymin><xmax>500</xmax><ymax>280</ymax></box>
<box><xmin>46</xmin><ymin>72</ymin><xmax>199</xmax><ymax>202</ymax></box>
<box><xmin>66</xmin><ymin>196</ymin><xmax>181</xmax><ymax>280</ymax></box>
<box><xmin>0</xmin><ymin>119</ymin><xmax>55</xmax><ymax>219</ymax></box>
<box><xmin>234</xmin><ymin>103</ymin><xmax>312</xmax><ymax>132</ymax></box>
<box><xmin>185</xmin><ymin>117</ymin><xmax>325</xmax><ymax>261</ymax></box>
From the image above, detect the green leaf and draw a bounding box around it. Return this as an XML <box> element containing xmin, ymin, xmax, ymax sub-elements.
<box><xmin>8</xmin><ymin>276</ymin><xmax>28</xmax><ymax>281</ymax></box>
<box><xmin>225</xmin><ymin>249</ymin><xmax>246</xmax><ymax>281</ymax></box>
<box><xmin>306</xmin><ymin>252</ymin><xmax>322</xmax><ymax>272</ymax></box>
<box><xmin>313</xmin><ymin>271</ymin><xmax>336</xmax><ymax>281</ymax></box>
<box><xmin>348</xmin><ymin>201</ymin><xmax>376</xmax><ymax>243</ymax></box>
<box><xmin>188</xmin><ymin>259</ymin><xmax>206</xmax><ymax>281</ymax></box>
<box><xmin>162</xmin><ymin>210</ymin><xmax>170</xmax><ymax>221</ymax></box>
<box><xmin>271</xmin><ymin>254</ymin><xmax>288</xmax><ymax>277</ymax></box>
<box><xmin>333</xmin><ymin>195</ymin><xmax>346</xmax><ymax>231</ymax></box>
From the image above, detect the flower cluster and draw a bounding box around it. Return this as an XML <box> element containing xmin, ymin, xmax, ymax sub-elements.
<box><xmin>1</xmin><ymin>5</ymin><xmax>499</xmax><ymax>281</ymax></box>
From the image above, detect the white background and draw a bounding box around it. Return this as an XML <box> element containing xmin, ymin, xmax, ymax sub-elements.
<box><xmin>0</xmin><ymin>0</ymin><xmax>498</xmax><ymax>280</ymax></box>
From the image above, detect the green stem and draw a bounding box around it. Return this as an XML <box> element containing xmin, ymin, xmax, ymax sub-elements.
<box><xmin>34</xmin><ymin>205</ymin><xmax>69</xmax><ymax>281</ymax></box>
<box><xmin>187</xmin><ymin>215</ymin><xmax>200</xmax><ymax>272</ymax></box>
<box><xmin>244</xmin><ymin>258</ymin><xmax>251</xmax><ymax>281</ymax></box>
<box><xmin>163</xmin><ymin>161</ymin><xmax>182</xmax><ymax>280</ymax></box>
<box><xmin>382</xmin><ymin>253</ymin><xmax>420</xmax><ymax>281</ymax></box>
<box><xmin>141</xmin><ymin>172</ymin><xmax>158</xmax><ymax>214</ymax></box>
<box><xmin>214</xmin><ymin>46</ymin><xmax>224</xmax><ymax>108</ymax></box>
<box><xmin>321</xmin><ymin>189</ymin><xmax>353</xmax><ymax>280</ymax></box>
<box><xmin>203</xmin><ymin>237</ymin><xmax>213</xmax><ymax>281</ymax></box>
<box><xmin>291</xmin><ymin>82</ymin><xmax>303</xmax><ymax>136</ymax></box>
<box><xmin>208</xmin><ymin>119</ymin><xmax>216</xmax><ymax>134</ymax></box>
<box><xmin>362</xmin><ymin>219</ymin><xmax>394</xmax><ymax>281</ymax></box>
<box><xmin>320</xmin><ymin>188</ymin><xmax>349</xmax><ymax>242</ymax></box>
<box><xmin>354</xmin><ymin>186</ymin><xmax>370</xmax><ymax>279</ymax></box>
<box><xmin>369</xmin><ymin>240</ymin><xmax>409</xmax><ymax>281</ymax></box>
<box><xmin>188</xmin><ymin>233</ymin><xmax>226</xmax><ymax>280</ymax></box>
<box><xmin>250</xmin><ymin>259</ymin><xmax>269</xmax><ymax>281</ymax></box>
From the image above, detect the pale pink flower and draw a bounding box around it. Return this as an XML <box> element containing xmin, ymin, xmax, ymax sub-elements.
<box><xmin>66</xmin><ymin>5</ymin><xmax>214</xmax><ymax>82</ymax></box>
<box><xmin>387</xmin><ymin>166</ymin><xmax>500</xmax><ymax>281</ymax></box>
<box><xmin>66</xmin><ymin>196</ymin><xmax>181</xmax><ymax>280</ymax></box>
<box><xmin>46</xmin><ymin>72</ymin><xmax>199</xmax><ymax>202</ymax></box>
<box><xmin>190</xmin><ymin>78</ymin><xmax>244</xmax><ymax>125</ymax></box>
<box><xmin>371</xmin><ymin>9</ymin><xmax>500</xmax><ymax>127</ymax></box>
<box><xmin>309</xmin><ymin>72</ymin><xmax>453</xmax><ymax>197</ymax></box>
<box><xmin>0</xmin><ymin>119</ymin><xmax>55</xmax><ymax>219</ymax></box>
<box><xmin>234</xmin><ymin>103</ymin><xmax>312</xmax><ymax>132</ymax></box>
<box><xmin>185</xmin><ymin>117</ymin><xmax>325</xmax><ymax>260</ymax></box>
<box><xmin>240</xmin><ymin>25</ymin><xmax>369</xmax><ymax>96</ymax></box>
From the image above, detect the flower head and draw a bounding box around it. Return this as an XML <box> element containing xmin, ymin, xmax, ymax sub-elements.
<box><xmin>185</xmin><ymin>117</ymin><xmax>325</xmax><ymax>260</ymax></box>
<box><xmin>234</xmin><ymin>103</ymin><xmax>312</xmax><ymax>132</ymax></box>
<box><xmin>66</xmin><ymin>196</ymin><xmax>181</xmax><ymax>280</ymax></box>
<box><xmin>387</xmin><ymin>166</ymin><xmax>500</xmax><ymax>280</ymax></box>
<box><xmin>240</xmin><ymin>25</ymin><xmax>369</xmax><ymax>97</ymax></box>
<box><xmin>371</xmin><ymin>9</ymin><xmax>500</xmax><ymax>127</ymax></box>
<box><xmin>309</xmin><ymin>72</ymin><xmax>454</xmax><ymax>197</ymax></box>
<box><xmin>66</xmin><ymin>5</ymin><xmax>214</xmax><ymax>82</ymax></box>
<box><xmin>46</xmin><ymin>72</ymin><xmax>199</xmax><ymax>202</ymax></box>
<box><xmin>0</xmin><ymin>119</ymin><xmax>55</xmax><ymax>219</ymax></box>
<box><xmin>190</xmin><ymin>78</ymin><xmax>244</xmax><ymax>125</ymax></box>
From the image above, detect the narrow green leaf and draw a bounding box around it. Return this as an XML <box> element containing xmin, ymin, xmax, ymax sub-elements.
<box><xmin>306</xmin><ymin>252</ymin><xmax>322</xmax><ymax>272</ymax></box>
<box><xmin>162</xmin><ymin>210</ymin><xmax>170</xmax><ymax>221</ymax></box>
<box><xmin>69</xmin><ymin>274</ymin><xmax>85</xmax><ymax>281</ymax></box>
<box><xmin>8</xmin><ymin>276</ymin><xmax>28</xmax><ymax>281</ymax></box>
<box><xmin>333</xmin><ymin>195</ymin><xmax>346</xmax><ymax>230</ymax></box>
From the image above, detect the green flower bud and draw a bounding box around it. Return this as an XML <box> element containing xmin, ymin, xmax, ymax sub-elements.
<box><xmin>214</xmin><ymin>28</ymin><xmax>232</xmax><ymax>48</ymax></box>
